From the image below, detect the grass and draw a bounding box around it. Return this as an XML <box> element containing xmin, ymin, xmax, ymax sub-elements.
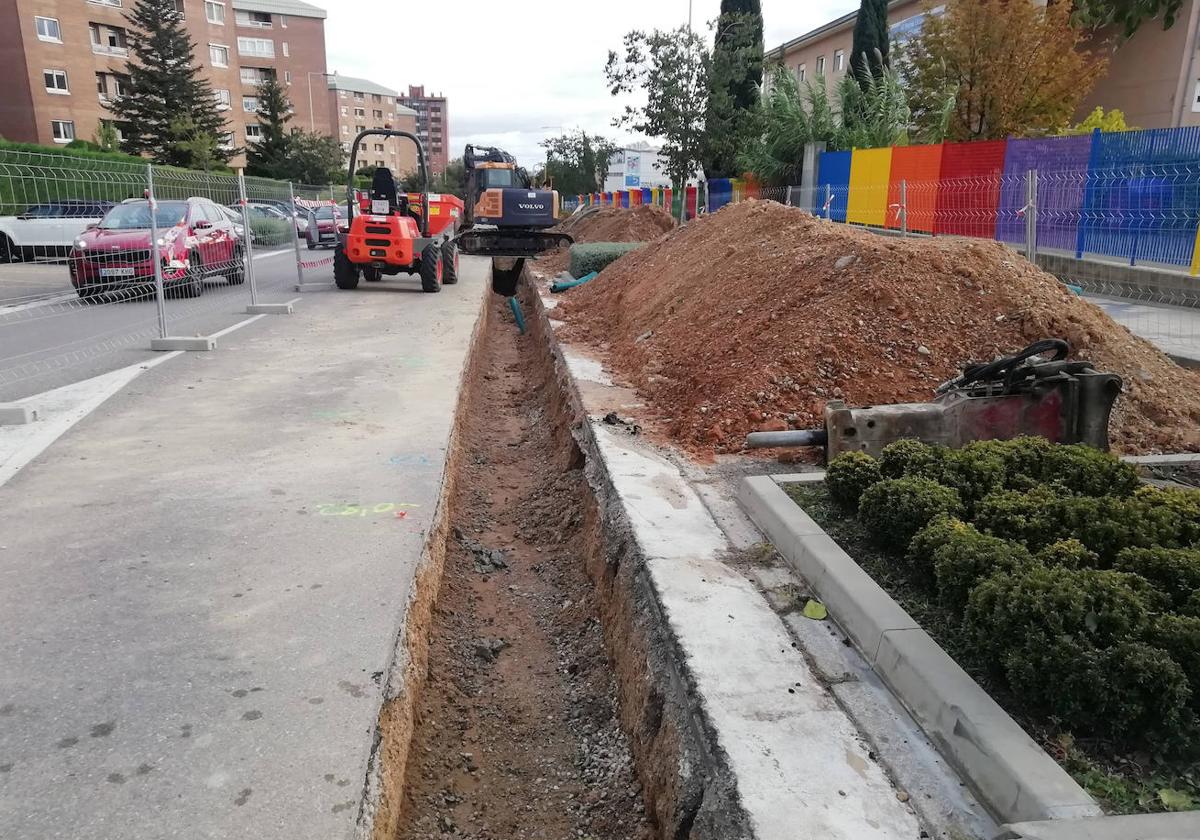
<box><xmin>785</xmin><ymin>481</ymin><xmax>1200</xmax><ymax>815</ymax></box>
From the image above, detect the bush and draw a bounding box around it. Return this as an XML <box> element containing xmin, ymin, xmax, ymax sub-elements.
<box><xmin>1115</xmin><ymin>547</ymin><xmax>1200</xmax><ymax>611</ymax></box>
<box><xmin>858</xmin><ymin>477</ymin><xmax>964</xmax><ymax>554</ymax></box>
<box><xmin>1061</xmin><ymin>495</ymin><xmax>1186</xmax><ymax>563</ymax></box>
<box><xmin>249</xmin><ymin>216</ymin><xmax>292</xmax><ymax>246</ymax></box>
<box><xmin>1100</xmin><ymin>642</ymin><xmax>1193</xmax><ymax>745</ymax></box>
<box><xmin>1035</xmin><ymin>538</ymin><xmax>1100</xmax><ymax>570</ymax></box>
<box><xmin>878</xmin><ymin>439</ymin><xmax>944</xmax><ymax>480</ymax></box>
<box><xmin>1144</xmin><ymin>614</ymin><xmax>1200</xmax><ymax>697</ymax></box>
<box><xmin>963</xmin><ymin>566</ymin><xmax>1157</xmax><ymax>668</ymax></box>
<box><xmin>991</xmin><ymin>436</ymin><xmax>1054</xmax><ymax>489</ymax></box>
<box><xmin>1040</xmin><ymin>444</ymin><xmax>1141</xmax><ymax>498</ymax></box>
<box><xmin>931</xmin><ymin>527</ymin><xmax>1036</xmax><ymax>616</ymax></box>
<box><xmin>930</xmin><ymin>444</ymin><xmax>1008</xmax><ymax>511</ymax></box>
<box><xmin>905</xmin><ymin>515</ymin><xmax>968</xmax><ymax>587</ymax></box>
<box><xmin>974</xmin><ymin>485</ymin><xmax>1064</xmax><ymax>551</ymax></box>
<box><xmin>825</xmin><ymin>451</ymin><xmax>883</xmax><ymax>509</ymax></box>
<box><xmin>1136</xmin><ymin>486</ymin><xmax>1200</xmax><ymax>546</ymax></box>
<box><xmin>568</xmin><ymin>242</ymin><xmax>642</xmax><ymax>277</ymax></box>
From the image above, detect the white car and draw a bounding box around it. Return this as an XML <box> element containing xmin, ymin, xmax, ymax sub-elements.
<box><xmin>0</xmin><ymin>200</ymin><xmax>116</xmax><ymax>262</ymax></box>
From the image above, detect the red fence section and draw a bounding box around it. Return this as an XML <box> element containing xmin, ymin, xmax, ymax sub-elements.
<box><xmin>935</xmin><ymin>140</ymin><xmax>1008</xmax><ymax>237</ymax></box>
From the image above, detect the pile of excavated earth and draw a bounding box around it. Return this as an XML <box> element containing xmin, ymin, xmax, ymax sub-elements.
<box><xmin>553</xmin><ymin>199</ymin><xmax>1200</xmax><ymax>457</ymax></box>
<box><xmin>538</xmin><ymin>206</ymin><xmax>675</xmax><ymax>274</ymax></box>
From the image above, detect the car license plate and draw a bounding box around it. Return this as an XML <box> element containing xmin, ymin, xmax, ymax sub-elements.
<box><xmin>99</xmin><ymin>268</ymin><xmax>136</xmax><ymax>278</ymax></box>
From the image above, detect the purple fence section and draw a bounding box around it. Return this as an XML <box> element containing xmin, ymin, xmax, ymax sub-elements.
<box><xmin>997</xmin><ymin>134</ymin><xmax>1093</xmax><ymax>250</ymax></box>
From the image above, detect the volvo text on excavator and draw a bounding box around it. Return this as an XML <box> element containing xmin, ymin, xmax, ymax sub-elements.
<box><xmin>453</xmin><ymin>144</ymin><xmax>573</xmax><ymax>297</ymax></box>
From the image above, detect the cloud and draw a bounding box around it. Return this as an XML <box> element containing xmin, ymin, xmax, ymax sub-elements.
<box><xmin>304</xmin><ymin>0</ymin><xmax>858</xmax><ymax>167</ymax></box>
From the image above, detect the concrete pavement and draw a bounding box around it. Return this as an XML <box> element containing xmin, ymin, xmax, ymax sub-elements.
<box><xmin>1086</xmin><ymin>294</ymin><xmax>1200</xmax><ymax>365</ymax></box>
<box><xmin>0</xmin><ymin>258</ymin><xmax>487</xmax><ymax>839</ymax></box>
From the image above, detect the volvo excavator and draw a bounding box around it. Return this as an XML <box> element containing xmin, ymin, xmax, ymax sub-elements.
<box><xmin>453</xmin><ymin>144</ymin><xmax>573</xmax><ymax>296</ymax></box>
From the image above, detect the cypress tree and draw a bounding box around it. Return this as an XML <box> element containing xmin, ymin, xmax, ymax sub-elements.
<box><xmin>851</xmin><ymin>0</ymin><xmax>891</xmax><ymax>85</ymax></box>
<box><xmin>703</xmin><ymin>0</ymin><xmax>765</xmax><ymax>178</ymax></box>
<box><xmin>110</xmin><ymin>0</ymin><xmax>232</xmax><ymax>167</ymax></box>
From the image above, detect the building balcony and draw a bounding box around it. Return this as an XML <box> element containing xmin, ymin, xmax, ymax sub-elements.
<box><xmin>92</xmin><ymin>43</ymin><xmax>128</xmax><ymax>56</ymax></box>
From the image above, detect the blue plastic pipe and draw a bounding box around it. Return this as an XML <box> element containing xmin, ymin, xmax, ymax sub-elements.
<box><xmin>508</xmin><ymin>296</ymin><xmax>526</xmax><ymax>334</ymax></box>
<box><xmin>550</xmin><ymin>271</ymin><xmax>598</xmax><ymax>293</ymax></box>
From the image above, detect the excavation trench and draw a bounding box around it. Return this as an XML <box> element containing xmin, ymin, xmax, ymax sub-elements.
<box><xmin>363</xmin><ymin>291</ymin><xmax>706</xmax><ymax>840</ymax></box>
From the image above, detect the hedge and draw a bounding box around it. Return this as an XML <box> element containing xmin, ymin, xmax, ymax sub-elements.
<box><xmin>1115</xmin><ymin>547</ymin><xmax>1200</xmax><ymax>611</ymax></box>
<box><xmin>858</xmin><ymin>477</ymin><xmax>964</xmax><ymax>554</ymax></box>
<box><xmin>825</xmin><ymin>451</ymin><xmax>882</xmax><ymax>509</ymax></box>
<box><xmin>568</xmin><ymin>242</ymin><xmax>642</xmax><ymax>277</ymax></box>
<box><xmin>249</xmin><ymin>216</ymin><xmax>293</xmax><ymax>246</ymax></box>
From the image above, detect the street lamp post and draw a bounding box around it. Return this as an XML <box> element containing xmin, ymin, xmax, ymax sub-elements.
<box><xmin>307</xmin><ymin>70</ymin><xmax>337</xmax><ymax>132</ymax></box>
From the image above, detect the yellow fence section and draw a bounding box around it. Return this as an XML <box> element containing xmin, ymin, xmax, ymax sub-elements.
<box><xmin>847</xmin><ymin>147</ymin><xmax>893</xmax><ymax>227</ymax></box>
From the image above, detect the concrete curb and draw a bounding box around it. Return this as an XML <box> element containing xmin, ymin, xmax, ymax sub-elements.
<box><xmin>149</xmin><ymin>336</ymin><xmax>215</xmax><ymax>351</ymax></box>
<box><xmin>246</xmin><ymin>302</ymin><xmax>293</xmax><ymax>315</ymax></box>
<box><xmin>295</xmin><ymin>282</ymin><xmax>333</xmax><ymax>292</ymax></box>
<box><xmin>738</xmin><ymin>474</ymin><xmax>1102</xmax><ymax>826</ymax></box>
<box><xmin>998</xmin><ymin>811</ymin><xmax>1200</xmax><ymax>839</ymax></box>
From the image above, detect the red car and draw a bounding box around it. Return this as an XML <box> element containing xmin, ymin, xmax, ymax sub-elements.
<box><xmin>305</xmin><ymin>204</ymin><xmax>346</xmax><ymax>250</ymax></box>
<box><xmin>70</xmin><ymin>197</ymin><xmax>245</xmax><ymax>299</ymax></box>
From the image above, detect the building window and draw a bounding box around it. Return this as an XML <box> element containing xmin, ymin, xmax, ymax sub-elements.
<box><xmin>280</xmin><ymin>15</ymin><xmax>288</xmax><ymax>28</ymax></box>
<box><xmin>284</xmin><ymin>70</ymin><xmax>291</xmax><ymax>83</ymax></box>
<box><xmin>1193</xmin><ymin>80</ymin><xmax>1200</xmax><ymax>113</ymax></box>
<box><xmin>91</xmin><ymin>24</ymin><xmax>129</xmax><ymax>55</ymax></box>
<box><xmin>243</xmin><ymin>96</ymin><xmax>259</xmax><ymax>112</ymax></box>
<box><xmin>205</xmin><ymin>1</ymin><xmax>225</xmax><ymax>24</ymax></box>
<box><xmin>374</xmin><ymin>143</ymin><xmax>384</xmax><ymax>152</ymax></box>
<box><xmin>340</xmin><ymin>106</ymin><xmax>347</xmax><ymax>116</ymax></box>
<box><xmin>796</xmin><ymin>63</ymin><xmax>806</xmax><ymax>82</ymax></box>
<box><xmin>341</xmin><ymin>126</ymin><xmax>348</xmax><ymax>134</ymax></box>
<box><xmin>209</xmin><ymin>44</ymin><xmax>229</xmax><ymax>67</ymax></box>
<box><xmin>35</xmin><ymin>16</ymin><xmax>62</xmax><ymax>42</ymax></box>
<box><xmin>376</xmin><ymin>159</ymin><xmax>384</xmax><ymax>167</ymax></box>
<box><xmin>44</xmin><ymin>70</ymin><xmax>69</xmax><ymax>94</ymax></box>
<box><xmin>359</xmin><ymin>143</ymin><xmax>366</xmax><ymax>151</ymax></box>
<box><xmin>89</xmin><ymin>0</ymin><xmax>123</xmax><ymax>6</ymax></box>
<box><xmin>235</xmin><ymin>10</ymin><xmax>272</xmax><ymax>27</ymax></box>
<box><xmin>354</xmin><ymin>107</ymin><xmax>365</xmax><ymax>117</ymax></box>
<box><xmin>834</xmin><ymin>49</ymin><xmax>845</xmax><ymax>73</ymax></box>
<box><xmin>237</xmin><ymin>37</ymin><xmax>274</xmax><ymax>58</ymax></box>
<box><xmin>355</xmin><ymin>124</ymin><xmax>365</xmax><ymax>132</ymax></box>
<box><xmin>51</xmin><ymin>120</ymin><xmax>75</xmax><ymax>143</ymax></box>
<box><xmin>214</xmin><ymin>88</ymin><xmax>231</xmax><ymax>109</ymax></box>
<box><xmin>282</xmin><ymin>41</ymin><xmax>289</xmax><ymax>57</ymax></box>
<box><xmin>245</xmin><ymin>124</ymin><xmax>263</xmax><ymax>141</ymax></box>
<box><xmin>373</xmin><ymin>109</ymin><xmax>383</xmax><ymax>119</ymax></box>
<box><xmin>816</xmin><ymin>55</ymin><xmax>826</xmax><ymax>76</ymax></box>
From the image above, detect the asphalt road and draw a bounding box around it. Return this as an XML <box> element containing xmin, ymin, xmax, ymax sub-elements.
<box><xmin>0</xmin><ymin>248</ymin><xmax>324</xmax><ymax>401</ymax></box>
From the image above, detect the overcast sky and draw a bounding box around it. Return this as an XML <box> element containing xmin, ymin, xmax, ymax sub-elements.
<box><xmin>304</xmin><ymin>0</ymin><xmax>858</xmax><ymax>167</ymax></box>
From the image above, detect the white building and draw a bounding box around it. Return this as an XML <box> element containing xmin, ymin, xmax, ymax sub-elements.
<box><xmin>604</xmin><ymin>144</ymin><xmax>674</xmax><ymax>192</ymax></box>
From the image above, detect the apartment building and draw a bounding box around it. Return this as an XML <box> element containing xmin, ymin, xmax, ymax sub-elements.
<box><xmin>396</xmin><ymin>85</ymin><xmax>448</xmax><ymax>174</ymax></box>
<box><xmin>0</xmin><ymin>0</ymin><xmax>331</xmax><ymax>165</ymax></box>
<box><xmin>767</xmin><ymin>0</ymin><xmax>1200</xmax><ymax>131</ymax></box>
<box><xmin>327</xmin><ymin>75</ymin><xmax>418</xmax><ymax>177</ymax></box>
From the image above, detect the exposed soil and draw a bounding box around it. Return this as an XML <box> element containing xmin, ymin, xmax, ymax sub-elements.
<box><xmin>554</xmin><ymin>199</ymin><xmax>1200</xmax><ymax>458</ymax></box>
<box><xmin>537</xmin><ymin>207</ymin><xmax>676</xmax><ymax>275</ymax></box>
<box><xmin>393</xmin><ymin>297</ymin><xmax>654</xmax><ymax>840</ymax></box>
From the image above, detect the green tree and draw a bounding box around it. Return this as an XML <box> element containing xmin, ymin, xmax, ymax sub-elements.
<box><xmin>93</xmin><ymin>120</ymin><xmax>120</xmax><ymax>152</ymax></box>
<box><xmin>851</xmin><ymin>0</ymin><xmax>890</xmax><ymax>86</ymax></box>
<box><xmin>1073</xmin><ymin>0</ymin><xmax>1183</xmax><ymax>37</ymax></box>
<box><xmin>109</xmin><ymin>0</ymin><xmax>231</xmax><ymax>167</ymax></box>
<box><xmin>901</xmin><ymin>0</ymin><xmax>1108</xmax><ymax>141</ymax></box>
<box><xmin>400</xmin><ymin>158</ymin><xmax>467</xmax><ymax>199</ymax></box>
<box><xmin>1059</xmin><ymin>107</ymin><xmax>1135</xmax><ymax>135</ymax></box>
<box><xmin>540</xmin><ymin>131</ymin><xmax>620</xmax><ymax>195</ymax></box>
<box><xmin>703</xmin><ymin>1</ymin><xmax>764</xmax><ymax>178</ymax></box>
<box><xmin>245</xmin><ymin>75</ymin><xmax>292</xmax><ymax>179</ymax></box>
<box><xmin>738</xmin><ymin>61</ymin><xmax>912</xmax><ymax>185</ymax></box>
<box><xmin>277</xmin><ymin>131</ymin><xmax>344</xmax><ymax>184</ymax></box>
<box><xmin>606</xmin><ymin>26</ymin><xmax>709</xmax><ymax>189</ymax></box>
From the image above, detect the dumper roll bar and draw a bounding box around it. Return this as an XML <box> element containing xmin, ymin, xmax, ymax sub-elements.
<box><xmin>346</xmin><ymin>129</ymin><xmax>430</xmax><ymax>238</ymax></box>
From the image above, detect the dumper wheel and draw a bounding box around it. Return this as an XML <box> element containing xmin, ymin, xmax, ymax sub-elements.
<box><xmin>441</xmin><ymin>240</ymin><xmax>459</xmax><ymax>285</ymax></box>
<box><xmin>419</xmin><ymin>242</ymin><xmax>442</xmax><ymax>293</ymax></box>
<box><xmin>334</xmin><ymin>249</ymin><xmax>360</xmax><ymax>289</ymax></box>
<box><xmin>364</xmin><ymin>266</ymin><xmax>382</xmax><ymax>282</ymax></box>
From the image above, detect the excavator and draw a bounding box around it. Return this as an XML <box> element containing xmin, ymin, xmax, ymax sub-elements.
<box><xmin>453</xmin><ymin>144</ymin><xmax>573</xmax><ymax>296</ymax></box>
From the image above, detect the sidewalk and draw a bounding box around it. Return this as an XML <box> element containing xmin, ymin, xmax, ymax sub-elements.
<box><xmin>1085</xmin><ymin>294</ymin><xmax>1200</xmax><ymax>365</ymax></box>
<box><xmin>0</xmin><ymin>260</ymin><xmax>487</xmax><ymax>839</ymax></box>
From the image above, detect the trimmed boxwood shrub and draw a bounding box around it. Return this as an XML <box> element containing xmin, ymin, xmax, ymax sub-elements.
<box><xmin>929</xmin><ymin>444</ymin><xmax>1008</xmax><ymax>512</ymax></box>
<box><xmin>931</xmin><ymin>528</ymin><xmax>1036</xmax><ymax>616</ymax></box>
<box><xmin>858</xmin><ymin>477</ymin><xmax>964</xmax><ymax>554</ymax></box>
<box><xmin>1115</xmin><ymin>547</ymin><xmax>1200</xmax><ymax>611</ymax></box>
<box><xmin>992</xmin><ymin>436</ymin><xmax>1054</xmax><ymax>489</ymax></box>
<box><xmin>568</xmin><ymin>242</ymin><xmax>642</xmax><ymax>277</ymax></box>
<box><xmin>1144</xmin><ymin>614</ymin><xmax>1200</xmax><ymax>697</ymax></box>
<box><xmin>1062</xmin><ymin>495</ymin><xmax>1188</xmax><ymax>563</ymax></box>
<box><xmin>825</xmin><ymin>451</ymin><xmax>883</xmax><ymax>509</ymax></box>
<box><xmin>974</xmin><ymin>485</ymin><xmax>1065</xmax><ymax>551</ymax></box>
<box><xmin>1100</xmin><ymin>642</ymin><xmax>1193</xmax><ymax>744</ymax></box>
<box><xmin>1136</xmin><ymin>486</ymin><xmax>1200</xmax><ymax>546</ymax></box>
<box><xmin>878</xmin><ymin>439</ymin><xmax>944</xmax><ymax>480</ymax></box>
<box><xmin>1035</xmin><ymin>538</ymin><xmax>1100</xmax><ymax>570</ymax></box>
<box><xmin>905</xmin><ymin>515</ymin><xmax>967</xmax><ymax>587</ymax></box>
<box><xmin>963</xmin><ymin>566</ymin><xmax>1158</xmax><ymax>669</ymax></box>
<box><xmin>1040</xmin><ymin>444</ymin><xmax>1141</xmax><ymax>498</ymax></box>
